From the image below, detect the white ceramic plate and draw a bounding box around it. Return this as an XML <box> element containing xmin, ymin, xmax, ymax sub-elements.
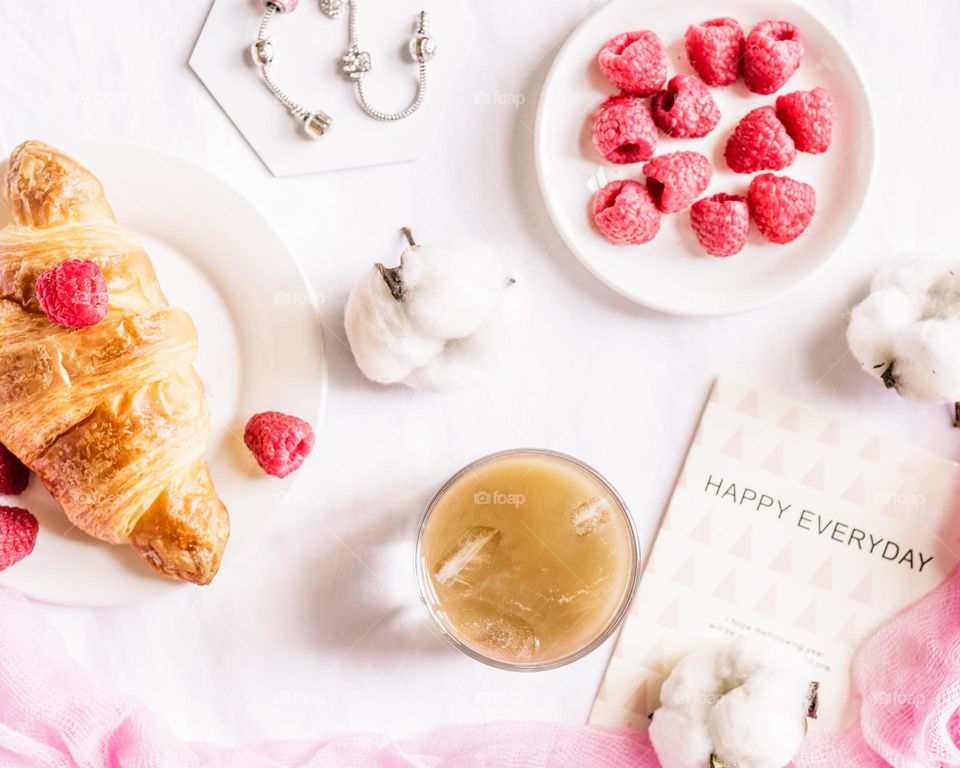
<box><xmin>0</xmin><ymin>142</ymin><xmax>326</xmax><ymax>606</ymax></box>
<box><xmin>535</xmin><ymin>0</ymin><xmax>875</xmax><ymax>315</ymax></box>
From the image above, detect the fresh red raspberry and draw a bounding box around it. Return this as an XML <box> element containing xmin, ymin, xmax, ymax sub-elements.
<box><xmin>244</xmin><ymin>411</ymin><xmax>315</xmax><ymax>478</ymax></box>
<box><xmin>0</xmin><ymin>506</ymin><xmax>38</xmax><ymax>571</ymax></box>
<box><xmin>34</xmin><ymin>259</ymin><xmax>108</xmax><ymax>329</ymax></box>
<box><xmin>747</xmin><ymin>173</ymin><xmax>816</xmax><ymax>244</ymax></box>
<box><xmin>597</xmin><ymin>31</ymin><xmax>667</xmax><ymax>96</ymax></box>
<box><xmin>742</xmin><ymin>20</ymin><xmax>804</xmax><ymax>94</ymax></box>
<box><xmin>684</xmin><ymin>18</ymin><xmax>744</xmax><ymax>86</ymax></box>
<box><xmin>776</xmin><ymin>87</ymin><xmax>834</xmax><ymax>153</ymax></box>
<box><xmin>592</xmin><ymin>180</ymin><xmax>660</xmax><ymax>244</ymax></box>
<box><xmin>591</xmin><ymin>95</ymin><xmax>657</xmax><ymax>164</ymax></box>
<box><xmin>651</xmin><ymin>75</ymin><xmax>721</xmax><ymax>138</ymax></box>
<box><xmin>0</xmin><ymin>444</ymin><xmax>29</xmax><ymax>496</ymax></box>
<box><xmin>642</xmin><ymin>152</ymin><xmax>712</xmax><ymax>213</ymax></box>
<box><xmin>690</xmin><ymin>194</ymin><xmax>750</xmax><ymax>257</ymax></box>
<box><xmin>724</xmin><ymin>106</ymin><xmax>796</xmax><ymax>173</ymax></box>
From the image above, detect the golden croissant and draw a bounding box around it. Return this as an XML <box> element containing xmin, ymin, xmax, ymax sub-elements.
<box><xmin>0</xmin><ymin>140</ymin><xmax>229</xmax><ymax>584</ymax></box>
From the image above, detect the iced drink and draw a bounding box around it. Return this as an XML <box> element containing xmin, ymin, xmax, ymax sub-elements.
<box><xmin>417</xmin><ymin>450</ymin><xmax>638</xmax><ymax>669</ymax></box>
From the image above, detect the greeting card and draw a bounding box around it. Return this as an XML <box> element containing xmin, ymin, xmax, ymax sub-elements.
<box><xmin>590</xmin><ymin>378</ymin><xmax>960</xmax><ymax>731</ymax></box>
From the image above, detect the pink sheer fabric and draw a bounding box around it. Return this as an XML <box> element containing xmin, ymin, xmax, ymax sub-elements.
<box><xmin>0</xmin><ymin>568</ymin><xmax>958</xmax><ymax>767</ymax></box>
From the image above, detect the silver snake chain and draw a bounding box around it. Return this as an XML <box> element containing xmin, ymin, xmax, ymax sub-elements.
<box><xmin>251</xmin><ymin>0</ymin><xmax>437</xmax><ymax>139</ymax></box>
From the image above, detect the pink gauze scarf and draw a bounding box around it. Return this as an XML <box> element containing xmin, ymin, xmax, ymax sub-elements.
<box><xmin>1</xmin><ymin>566</ymin><xmax>959</xmax><ymax>768</ymax></box>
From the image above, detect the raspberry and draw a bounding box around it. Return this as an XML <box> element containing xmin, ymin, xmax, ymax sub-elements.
<box><xmin>742</xmin><ymin>20</ymin><xmax>804</xmax><ymax>94</ymax></box>
<box><xmin>642</xmin><ymin>152</ymin><xmax>712</xmax><ymax>213</ymax></box>
<box><xmin>244</xmin><ymin>411</ymin><xmax>315</xmax><ymax>478</ymax></box>
<box><xmin>0</xmin><ymin>443</ymin><xmax>29</xmax><ymax>496</ymax></box>
<box><xmin>34</xmin><ymin>259</ymin><xmax>108</xmax><ymax>329</ymax></box>
<box><xmin>684</xmin><ymin>18</ymin><xmax>744</xmax><ymax>86</ymax></box>
<box><xmin>0</xmin><ymin>506</ymin><xmax>38</xmax><ymax>571</ymax></box>
<box><xmin>597</xmin><ymin>31</ymin><xmax>667</xmax><ymax>96</ymax></box>
<box><xmin>651</xmin><ymin>75</ymin><xmax>721</xmax><ymax>138</ymax></box>
<box><xmin>592</xmin><ymin>180</ymin><xmax>660</xmax><ymax>244</ymax></box>
<box><xmin>690</xmin><ymin>194</ymin><xmax>750</xmax><ymax>257</ymax></box>
<box><xmin>591</xmin><ymin>95</ymin><xmax>657</xmax><ymax>164</ymax></box>
<box><xmin>747</xmin><ymin>173</ymin><xmax>816</xmax><ymax>244</ymax></box>
<box><xmin>776</xmin><ymin>87</ymin><xmax>834</xmax><ymax>153</ymax></box>
<box><xmin>724</xmin><ymin>106</ymin><xmax>796</xmax><ymax>173</ymax></box>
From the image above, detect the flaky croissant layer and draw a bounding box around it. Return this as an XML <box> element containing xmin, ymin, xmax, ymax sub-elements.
<box><xmin>0</xmin><ymin>140</ymin><xmax>229</xmax><ymax>584</ymax></box>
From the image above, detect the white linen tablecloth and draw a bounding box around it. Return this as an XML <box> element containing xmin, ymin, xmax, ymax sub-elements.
<box><xmin>1</xmin><ymin>0</ymin><xmax>958</xmax><ymax>750</ymax></box>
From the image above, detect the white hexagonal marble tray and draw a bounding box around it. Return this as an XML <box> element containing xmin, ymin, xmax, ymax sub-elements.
<box><xmin>190</xmin><ymin>0</ymin><xmax>475</xmax><ymax>176</ymax></box>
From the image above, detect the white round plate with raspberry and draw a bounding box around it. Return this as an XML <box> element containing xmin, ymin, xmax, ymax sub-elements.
<box><xmin>535</xmin><ymin>0</ymin><xmax>874</xmax><ymax>315</ymax></box>
<box><xmin>0</xmin><ymin>142</ymin><xmax>327</xmax><ymax>606</ymax></box>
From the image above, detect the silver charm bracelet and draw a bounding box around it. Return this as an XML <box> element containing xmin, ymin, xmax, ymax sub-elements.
<box><xmin>250</xmin><ymin>0</ymin><xmax>333</xmax><ymax>139</ymax></box>
<box><xmin>341</xmin><ymin>3</ymin><xmax>437</xmax><ymax>122</ymax></box>
<box><xmin>250</xmin><ymin>0</ymin><xmax>436</xmax><ymax>140</ymax></box>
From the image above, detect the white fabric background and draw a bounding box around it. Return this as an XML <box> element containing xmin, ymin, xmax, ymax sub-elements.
<box><xmin>1</xmin><ymin>0</ymin><xmax>959</xmax><ymax>750</ymax></box>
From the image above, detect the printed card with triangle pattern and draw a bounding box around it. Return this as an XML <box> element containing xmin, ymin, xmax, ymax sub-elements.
<box><xmin>589</xmin><ymin>378</ymin><xmax>960</xmax><ymax>732</ymax></box>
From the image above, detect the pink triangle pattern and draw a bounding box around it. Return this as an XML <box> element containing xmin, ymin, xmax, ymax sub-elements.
<box><xmin>713</xmin><ymin>569</ymin><xmax>738</xmax><ymax>603</ymax></box>
<box><xmin>721</xmin><ymin>427</ymin><xmax>745</xmax><ymax>460</ymax></box>
<box><xmin>656</xmin><ymin>598</ymin><xmax>681</xmax><ymax>629</ymax></box>
<box><xmin>802</xmin><ymin>458</ymin><xmax>826</xmax><ymax>491</ymax></box>
<box><xmin>817</xmin><ymin>420</ymin><xmax>844</xmax><ymax>449</ymax></box>
<box><xmin>672</xmin><ymin>555</ymin><xmax>697</xmax><ymax>588</ymax></box>
<box><xmin>762</xmin><ymin>442</ymin><xmax>786</xmax><ymax>475</ymax></box>
<box><xmin>737</xmin><ymin>390</ymin><xmax>761</xmax><ymax>418</ymax></box>
<box><xmin>778</xmin><ymin>406</ymin><xmax>801</xmax><ymax>432</ymax></box>
<box><xmin>624</xmin><ymin>680</ymin><xmax>650</xmax><ymax>716</ymax></box>
<box><xmin>842</xmin><ymin>472</ymin><xmax>866</xmax><ymax>506</ymax></box>
<box><xmin>641</xmin><ymin>640</ymin><xmax>665</xmax><ymax>674</ymax></box>
<box><xmin>898</xmin><ymin>452</ymin><xmax>931</xmax><ymax>477</ymax></box>
<box><xmin>688</xmin><ymin>513</ymin><xmax>712</xmax><ymax>546</ymax></box>
<box><xmin>795</xmin><ymin>599</ymin><xmax>818</xmax><ymax>633</ymax></box>
<box><xmin>850</xmin><ymin>573</ymin><xmax>874</xmax><ymax>606</ymax></box>
<box><xmin>753</xmin><ymin>584</ymin><xmax>778</xmax><ymax>618</ymax></box>
<box><xmin>834</xmin><ymin>614</ymin><xmax>860</xmax><ymax>647</ymax></box>
<box><xmin>858</xmin><ymin>435</ymin><xmax>883</xmax><ymax>464</ymax></box>
<box><xmin>809</xmin><ymin>556</ymin><xmax>833</xmax><ymax>590</ymax></box>
<box><xmin>769</xmin><ymin>543</ymin><xmax>793</xmax><ymax>576</ymax></box>
<box><xmin>729</xmin><ymin>529</ymin><xmax>752</xmax><ymax>560</ymax></box>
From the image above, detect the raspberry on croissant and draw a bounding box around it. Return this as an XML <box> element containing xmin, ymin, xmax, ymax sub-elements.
<box><xmin>0</xmin><ymin>140</ymin><xmax>229</xmax><ymax>584</ymax></box>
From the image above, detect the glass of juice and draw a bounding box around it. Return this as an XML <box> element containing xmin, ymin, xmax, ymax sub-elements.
<box><xmin>416</xmin><ymin>449</ymin><xmax>639</xmax><ymax>670</ymax></box>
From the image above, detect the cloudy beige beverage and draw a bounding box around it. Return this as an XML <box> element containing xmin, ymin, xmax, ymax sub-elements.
<box><xmin>417</xmin><ymin>450</ymin><xmax>638</xmax><ymax>669</ymax></box>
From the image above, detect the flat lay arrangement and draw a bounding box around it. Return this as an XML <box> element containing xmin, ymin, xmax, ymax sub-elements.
<box><xmin>0</xmin><ymin>1</ymin><xmax>958</xmax><ymax>767</ymax></box>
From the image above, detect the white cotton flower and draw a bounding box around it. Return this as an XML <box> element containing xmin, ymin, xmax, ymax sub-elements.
<box><xmin>847</xmin><ymin>258</ymin><xmax>960</xmax><ymax>406</ymax></box>
<box><xmin>344</xmin><ymin>235</ymin><xmax>519</xmax><ymax>391</ymax></box>
<box><xmin>649</xmin><ymin>637</ymin><xmax>815</xmax><ymax>768</ymax></box>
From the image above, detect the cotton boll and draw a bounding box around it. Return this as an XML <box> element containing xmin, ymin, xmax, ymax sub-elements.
<box><xmin>889</xmin><ymin>320</ymin><xmax>960</xmax><ymax>403</ymax></box>
<box><xmin>650</xmin><ymin>706</ymin><xmax>714</xmax><ymax>768</ymax></box>
<box><xmin>402</xmin><ymin>240</ymin><xmax>514</xmax><ymax>339</ymax></box>
<box><xmin>344</xmin><ymin>266</ymin><xmax>445</xmax><ymax>384</ymax></box>
<box><xmin>924</xmin><ymin>272</ymin><xmax>960</xmax><ymax>320</ymax></box>
<box><xmin>847</xmin><ymin>289</ymin><xmax>920</xmax><ymax>380</ymax></box>
<box><xmin>650</xmin><ymin>638</ymin><xmax>814</xmax><ymax>768</ymax></box>
<box><xmin>870</xmin><ymin>257</ymin><xmax>948</xmax><ymax>297</ymax></box>
<box><xmin>658</xmin><ymin>646</ymin><xmax>724</xmax><ymax>710</ymax></box>
<box><xmin>404</xmin><ymin>279</ymin><xmax>524</xmax><ymax>392</ymax></box>
<box><xmin>710</xmin><ymin>680</ymin><xmax>808</xmax><ymax>768</ymax></box>
<box><xmin>848</xmin><ymin>257</ymin><xmax>960</xmax><ymax>414</ymax></box>
<box><xmin>344</xmin><ymin>234</ymin><xmax>519</xmax><ymax>391</ymax></box>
